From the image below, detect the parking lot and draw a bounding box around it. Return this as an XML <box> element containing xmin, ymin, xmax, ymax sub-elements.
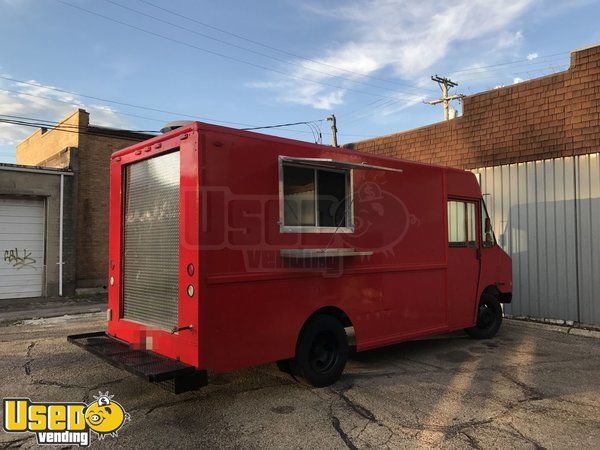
<box><xmin>1</xmin><ymin>315</ymin><xmax>599</xmax><ymax>449</ymax></box>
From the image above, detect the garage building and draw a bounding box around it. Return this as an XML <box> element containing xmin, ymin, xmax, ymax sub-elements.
<box><xmin>0</xmin><ymin>164</ymin><xmax>74</xmax><ymax>299</ymax></box>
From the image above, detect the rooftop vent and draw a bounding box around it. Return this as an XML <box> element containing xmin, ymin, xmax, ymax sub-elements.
<box><xmin>160</xmin><ymin>120</ymin><xmax>193</xmax><ymax>134</ymax></box>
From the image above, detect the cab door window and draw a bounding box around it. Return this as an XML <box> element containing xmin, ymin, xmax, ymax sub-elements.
<box><xmin>447</xmin><ymin>200</ymin><xmax>477</xmax><ymax>247</ymax></box>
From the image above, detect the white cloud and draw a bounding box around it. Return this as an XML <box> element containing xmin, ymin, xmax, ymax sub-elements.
<box><xmin>497</xmin><ymin>30</ymin><xmax>524</xmax><ymax>49</ymax></box>
<box><xmin>513</xmin><ymin>77</ymin><xmax>524</xmax><ymax>83</ymax></box>
<box><xmin>251</xmin><ymin>0</ymin><xmax>536</xmax><ymax>110</ymax></box>
<box><xmin>0</xmin><ymin>76</ymin><xmax>129</xmax><ymax>150</ymax></box>
<box><xmin>526</xmin><ymin>52</ymin><xmax>539</xmax><ymax>60</ymax></box>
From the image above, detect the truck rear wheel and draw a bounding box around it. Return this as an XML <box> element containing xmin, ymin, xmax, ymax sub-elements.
<box><xmin>465</xmin><ymin>293</ymin><xmax>503</xmax><ymax>339</ymax></box>
<box><xmin>293</xmin><ymin>314</ymin><xmax>348</xmax><ymax>387</ymax></box>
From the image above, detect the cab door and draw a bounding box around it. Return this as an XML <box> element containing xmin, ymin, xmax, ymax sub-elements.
<box><xmin>446</xmin><ymin>199</ymin><xmax>481</xmax><ymax>329</ymax></box>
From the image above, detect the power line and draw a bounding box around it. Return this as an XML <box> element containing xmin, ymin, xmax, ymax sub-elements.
<box><xmin>53</xmin><ymin>0</ymin><xmax>425</xmax><ymax>103</ymax></box>
<box><xmin>101</xmin><ymin>0</ymin><xmax>430</xmax><ymax>98</ymax></box>
<box><xmin>449</xmin><ymin>51</ymin><xmax>570</xmax><ymax>74</ymax></box>
<box><xmin>0</xmin><ymin>75</ymin><xmax>257</xmax><ymax>127</ymax></box>
<box><xmin>0</xmin><ymin>86</ymin><xmax>172</xmax><ymax>125</ymax></box>
<box><xmin>0</xmin><ymin>116</ymin><xmax>372</xmax><ymax>141</ymax></box>
<box><xmin>341</xmin><ymin>99</ymin><xmax>399</xmax><ymax>125</ymax></box>
<box><xmin>457</xmin><ymin>62</ymin><xmax>570</xmax><ymax>84</ymax></box>
<box><xmin>0</xmin><ymin>118</ymin><xmax>155</xmax><ymax>142</ymax></box>
<box><xmin>0</xmin><ymin>87</ymin><xmax>324</xmax><ymax>137</ymax></box>
<box><xmin>1</xmin><ymin>75</ymin><xmax>376</xmax><ymax>141</ymax></box>
<box><xmin>0</xmin><ymin>113</ymin><xmax>156</xmax><ymax>133</ymax></box>
<box><xmin>337</xmin><ymin>98</ymin><xmax>391</xmax><ymax>120</ymax></box>
<box><xmin>452</xmin><ymin>56</ymin><xmax>570</xmax><ymax>80</ymax></box>
<box><xmin>136</xmin><ymin>0</ymin><xmax>436</xmax><ymax>94</ymax></box>
<box><xmin>241</xmin><ymin>120</ymin><xmax>316</xmax><ymax>131</ymax></box>
<box><xmin>0</xmin><ymin>112</ymin><xmax>371</xmax><ymax>143</ymax></box>
<box><xmin>0</xmin><ymin>80</ymin><xmax>332</xmax><ymax>136</ymax></box>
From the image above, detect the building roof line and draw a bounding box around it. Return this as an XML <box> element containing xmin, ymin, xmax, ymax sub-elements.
<box><xmin>0</xmin><ymin>162</ymin><xmax>74</xmax><ymax>176</ymax></box>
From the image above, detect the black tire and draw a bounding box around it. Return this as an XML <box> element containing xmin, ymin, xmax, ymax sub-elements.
<box><xmin>465</xmin><ymin>293</ymin><xmax>503</xmax><ymax>339</ymax></box>
<box><xmin>276</xmin><ymin>359</ymin><xmax>293</xmax><ymax>374</ymax></box>
<box><xmin>292</xmin><ymin>314</ymin><xmax>349</xmax><ymax>387</ymax></box>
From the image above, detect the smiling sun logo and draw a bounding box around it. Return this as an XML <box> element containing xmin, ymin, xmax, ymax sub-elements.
<box><xmin>84</xmin><ymin>392</ymin><xmax>130</xmax><ymax>439</ymax></box>
<box><xmin>3</xmin><ymin>391</ymin><xmax>130</xmax><ymax>446</ymax></box>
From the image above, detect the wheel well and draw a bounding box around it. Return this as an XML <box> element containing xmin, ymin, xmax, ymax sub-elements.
<box><xmin>308</xmin><ymin>306</ymin><xmax>353</xmax><ymax>328</ymax></box>
<box><xmin>294</xmin><ymin>307</ymin><xmax>354</xmax><ymax>351</ymax></box>
<box><xmin>481</xmin><ymin>284</ymin><xmax>512</xmax><ymax>303</ymax></box>
<box><xmin>481</xmin><ymin>285</ymin><xmax>500</xmax><ymax>299</ymax></box>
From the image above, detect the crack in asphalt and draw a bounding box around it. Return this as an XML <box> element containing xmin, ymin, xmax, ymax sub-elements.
<box><xmin>1</xmin><ymin>435</ymin><xmax>35</xmax><ymax>449</ymax></box>
<box><xmin>82</xmin><ymin>378</ymin><xmax>129</xmax><ymax>403</ymax></box>
<box><xmin>507</xmin><ymin>422</ymin><xmax>547</xmax><ymax>449</ymax></box>
<box><xmin>330</xmin><ymin>415</ymin><xmax>358</xmax><ymax>450</ymax></box>
<box><xmin>22</xmin><ymin>341</ymin><xmax>35</xmax><ymax>375</ymax></box>
<box><xmin>461</xmin><ymin>430</ymin><xmax>483</xmax><ymax>450</ymax></box>
<box><xmin>32</xmin><ymin>379</ymin><xmax>87</xmax><ymax>390</ymax></box>
<box><xmin>333</xmin><ymin>386</ymin><xmax>376</xmax><ymax>422</ymax></box>
<box><xmin>500</xmin><ymin>371</ymin><xmax>545</xmax><ymax>401</ymax></box>
<box><xmin>327</xmin><ymin>384</ymin><xmax>397</xmax><ymax>448</ymax></box>
<box><xmin>142</xmin><ymin>379</ymin><xmax>294</xmax><ymax>416</ymax></box>
<box><xmin>324</xmin><ymin>373</ymin><xmax>561</xmax><ymax>449</ymax></box>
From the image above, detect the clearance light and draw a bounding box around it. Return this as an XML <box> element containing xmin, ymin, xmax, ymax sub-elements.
<box><xmin>109</xmin><ymin>276</ymin><xmax>115</xmax><ymax>286</ymax></box>
<box><xmin>187</xmin><ymin>284</ymin><xmax>194</xmax><ymax>297</ymax></box>
<box><xmin>187</xmin><ymin>263</ymin><xmax>195</xmax><ymax>276</ymax></box>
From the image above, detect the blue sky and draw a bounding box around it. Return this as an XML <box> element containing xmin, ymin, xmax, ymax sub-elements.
<box><xmin>0</xmin><ymin>0</ymin><xmax>599</xmax><ymax>163</ymax></box>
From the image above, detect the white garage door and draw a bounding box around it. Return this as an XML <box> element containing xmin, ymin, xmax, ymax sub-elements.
<box><xmin>0</xmin><ymin>197</ymin><xmax>45</xmax><ymax>299</ymax></box>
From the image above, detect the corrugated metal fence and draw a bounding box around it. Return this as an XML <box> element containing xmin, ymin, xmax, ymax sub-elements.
<box><xmin>473</xmin><ymin>154</ymin><xmax>600</xmax><ymax>325</ymax></box>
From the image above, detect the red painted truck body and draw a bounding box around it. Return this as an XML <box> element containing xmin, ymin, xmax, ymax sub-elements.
<box><xmin>102</xmin><ymin>121</ymin><xmax>512</xmax><ymax>377</ymax></box>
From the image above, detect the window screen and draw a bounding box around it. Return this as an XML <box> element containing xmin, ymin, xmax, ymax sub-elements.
<box><xmin>283</xmin><ymin>164</ymin><xmax>349</xmax><ymax>229</ymax></box>
<box><xmin>448</xmin><ymin>200</ymin><xmax>477</xmax><ymax>247</ymax></box>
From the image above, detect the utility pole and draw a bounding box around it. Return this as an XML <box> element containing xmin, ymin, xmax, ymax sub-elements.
<box><xmin>327</xmin><ymin>114</ymin><xmax>338</xmax><ymax>147</ymax></box>
<box><xmin>425</xmin><ymin>75</ymin><xmax>464</xmax><ymax>121</ymax></box>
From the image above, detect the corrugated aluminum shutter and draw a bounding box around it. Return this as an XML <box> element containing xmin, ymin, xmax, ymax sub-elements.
<box><xmin>122</xmin><ymin>151</ymin><xmax>180</xmax><ymax>330</ymax></box>
<box><xmin>0</xmin><ymin>197</ymin><xmax>45</xmax><ymax>299</ymax></box>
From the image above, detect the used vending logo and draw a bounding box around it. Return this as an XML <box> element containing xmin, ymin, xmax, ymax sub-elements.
<box><xmin>2</xmin><ymin>392</ymin><xmax>130</xmax><ymax>446</ymax></box>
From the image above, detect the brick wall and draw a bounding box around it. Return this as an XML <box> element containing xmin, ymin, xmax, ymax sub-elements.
<box><xmin>75</xmin><ymin>131</ymin><xmax>149</xmax><ymax>286</ymax></box>
<box><xmin>345</xmin><ymin>44</ymin><xmax>600</xmax><ymax>169</ymax></box>
<box><xmin>16</xmin><ymin>110</ymin><xmax>83</xmax><ymax>168</ymax></box>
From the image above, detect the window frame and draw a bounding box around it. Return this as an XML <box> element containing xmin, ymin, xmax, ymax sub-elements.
<box><xmin>278</xmin><ymin>159</ymin><xmax>354</xmax><ymax>233</ymax></box>
<box><xmin>447</xmin><ymin>198</ymin><xmax>479</xmax><ymax>248</ymax></box>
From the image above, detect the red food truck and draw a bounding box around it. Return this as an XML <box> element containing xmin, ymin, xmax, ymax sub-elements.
<box><xmin>69</xmin><ymin>121</ymin><xmax>512</xmax><ymax>393</ymax></box>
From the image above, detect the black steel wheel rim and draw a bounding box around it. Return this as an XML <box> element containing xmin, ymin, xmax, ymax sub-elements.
<box><xmin>309</xmin><ymin>331</ymin><xmax>338</xmax><ymax>374</ymax></box>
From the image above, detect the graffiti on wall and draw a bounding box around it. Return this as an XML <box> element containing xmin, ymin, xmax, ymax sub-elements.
<box><xmin>3</xmin><ymin>248</ymin><xmax>36</xmax><ymax>270</ymax></box>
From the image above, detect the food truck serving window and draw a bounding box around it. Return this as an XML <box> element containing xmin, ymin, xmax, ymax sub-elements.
<box><xmin>278</xmin><ymin>156</ymin><xmax>402</xmax><ymax>233</ymax></box>
<box><xmin>281</xmin><ymin>163</ymin><xmax>351</xmax><ymax>232</ymax></box>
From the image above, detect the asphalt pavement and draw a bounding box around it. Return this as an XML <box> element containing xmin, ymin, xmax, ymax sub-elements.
<box><xmin>0</xmin><ymin>314</ymin><xmax>598</xmax><ymax>449</ymax></box>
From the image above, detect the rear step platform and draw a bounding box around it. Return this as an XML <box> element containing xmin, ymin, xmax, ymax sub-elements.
<box><xmin>68</xmin><ymin>331</ymin><xmax>207</xmax><ymax>394</ymax></box>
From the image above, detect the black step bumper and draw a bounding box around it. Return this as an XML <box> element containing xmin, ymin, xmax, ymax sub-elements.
<box><xmin>67</xmin><ymin>331</ymin><xmax>206</xmax><ymax>393</ymax></box>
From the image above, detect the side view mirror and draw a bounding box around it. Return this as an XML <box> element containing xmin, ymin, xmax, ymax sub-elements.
<box><xmin>484</xmin><ymin>217</ymin><xmax>492</xmax><ymax>233</ymax></box>
<box><xmin>485</xmin><ymin>232</ymin><xmax>493</xmax><ymax>245</ymax></box>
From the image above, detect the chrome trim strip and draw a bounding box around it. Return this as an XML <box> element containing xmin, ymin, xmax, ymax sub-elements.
<box><xmin>280</xmin><ymin>248</ymin><xmax>373</xmax><ymax>258</ymax></box>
